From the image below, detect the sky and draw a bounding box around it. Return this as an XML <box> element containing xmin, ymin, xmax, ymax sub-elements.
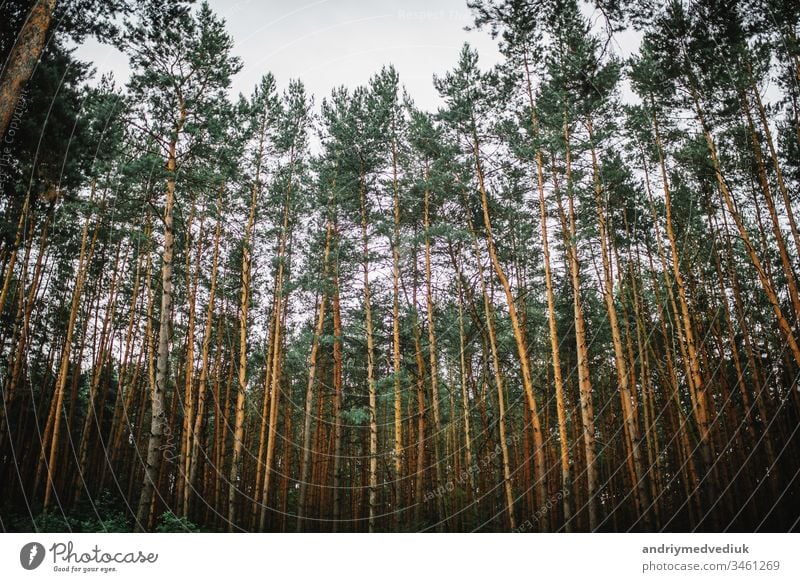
<box><xmin>77</xmin><ymin>0</ymin><xmax>503</xmax><ymax>111</ymax></box>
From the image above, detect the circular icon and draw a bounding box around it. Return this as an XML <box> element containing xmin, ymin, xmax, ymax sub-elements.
<box><xmin>20</xmin><ymin>542</ymin><xmax>46</xmax><ymax>570</ymax></box>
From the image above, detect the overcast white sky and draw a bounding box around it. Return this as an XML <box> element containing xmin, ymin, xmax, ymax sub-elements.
<box><xmin>77</xmin><ymin>0</ymin><xmax>503</xmax><ymax>111</ymax></box>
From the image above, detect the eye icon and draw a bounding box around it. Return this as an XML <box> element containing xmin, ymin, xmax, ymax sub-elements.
<box><xmin>20</xmin><ymin>542</ymin><xmax>45</xmax><ymax>570</ymax></box>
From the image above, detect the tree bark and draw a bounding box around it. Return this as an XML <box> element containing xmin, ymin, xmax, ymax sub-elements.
<box><xmin>296</xmin><ymin>223</ymin><xmax>332</xmax><ymax>531</ymax></box>
<box><xmin>136</xmin><ymin>111</ymin><xmax>183</xmax><ymax>530</ymax></box>
<box><xmin>0</xmin><ymin>0</ymin><xmax>56</xmax><ymax>139</ymax></box>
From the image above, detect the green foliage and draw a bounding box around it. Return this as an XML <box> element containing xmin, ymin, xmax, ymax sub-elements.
<box><xmin>155</xmin><ymin>511</ymin><xmax>202</xmax><ymax>533</ymax></box>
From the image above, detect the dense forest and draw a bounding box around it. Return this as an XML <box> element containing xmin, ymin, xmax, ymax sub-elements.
<box><xmin>1</xmin><ymin>0</ymin><xmax>799</xmax><ymax>533</ymax></box>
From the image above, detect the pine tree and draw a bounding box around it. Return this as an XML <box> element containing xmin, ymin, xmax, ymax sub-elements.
<box><xmin>122</xmin><ymin>1</ymin><xmax>241</xmax><ymax>531</ymax></box>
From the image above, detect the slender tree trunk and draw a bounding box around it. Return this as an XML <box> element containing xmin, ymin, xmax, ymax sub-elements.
<box><xmin>38</xmin><ymin>199</ymin><xmax>93</xmax><ymax>509</ymax></box>
<box><xmin>104</xmin><ymin>218</ymin><xmax>148</xmax><ymax>490</ymax></box>
<box><xmin>0</xmin><ymin>195</ymin><xmax>30</xmax><ymax>316</ymax></box>
<box><xmin>331</xmin><ymin>221</ymin><xmax>344</xmax><ymax>531</ymax></box>
<box><xmin>746</xmin><ymin>64</ymin><xmax>800</xmax><ymax>256</ymax></box>
<box><xmin>228</xmin><ymin>180</ymin><xmax>258</xmax><ymax>530</ymax></box>
<box><xmin>587</xmin><ymin>118</ymin><xmax>649</xmax><ymax>526</ymax></box>
<box><xmin>740</xmin><ymin>90</ymin><xmax>800</xmax><ymax>318</ymax></box>
<box><xmin>388</xmin><ymin>140</ymin><xmax>404</xmax><ymax>529</ymax></box>
<box><xmin>259</xmin><ymin>177</ymin><xmax>293</xmax><ymax>531</ymax></box>
<box><xmin>462</xmin><ymin>190</ymin><xmax>517</xmax><ymax>531</ymax></box>
<box><xmin>534</xmin><ymin>136</ymin><xmax>572</xmax><ymax>530</ymax></box>
<box><xmin>136</xmin><ymin>112</ymin><xmax>183</xmax><ymax>530</ymax></box>
<box><xmin>650</xmin><ymin>101</ymin><xmax>717</xmax><ymax>492</ymax></box>
<box><xmin>449</xmin><ymin>243</ymin><xmax>478</xmax><ymax>524</ymax></box>
<box><xmin>552</xmin><ymin>123</ymin><xmax>599</xmax><ymax>530</ymax></box>
<box><xmin>470</xmin><ymin>124</ymin><xmax>546</xmax><ymax>530</ymax></box>
<box><xmin>74</xmin><ymin>240</ymin><xmax>127</xmax><ymax>504</ymax></box>
<box><xmin>521</xmin><ymin>52</ymin><xmax>573</xmax><ymax>528</ymax></box>
<box><xmin>413</xmin><ymin>298</ymin><xmax>427</xmax><ymax>526</ymax></box>
<box><xmin>177</xmin><ymin>206</ymin><xmax>202</xmax><ymax>515</ymax></box>
<box><xmin>296</xmin><ymin>223</ymin><xmax>332</xmax><ymax>531</ymax></box>
<box><xmin>689</xmin><ymin>88</ymin><xmax>800</xmax><ymax>368</ymax></box>
<box><xmin>358</xmin><ymin>170</ymin><xmax>379</xmax><ymax>533</ymax></box>
<box><xmin>423</xmin><ymin>178</ymin><xmax>446</xmax><ymax>529</ymax></box>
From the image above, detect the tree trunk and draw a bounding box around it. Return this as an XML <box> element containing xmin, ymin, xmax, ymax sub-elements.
<box><xmin>552</xmin><ymin>122</ymin><xmax>599</xmax><ymax>530</ymax></box>
<box><xmin>39</xmin><ymin>198</ymin><xmax>94</xmax><ymax>509</ymax></box>
<box><xmin>587</xmin><ymin>117</ymin><xmax>649</xmax><ymax>526</ymax></box>
<box><xmin>0</xmin><ymin>0</ymin><xmax>56</xmax><ymax>139</ymax></box>
<box><xmin>136</xmin><ymin>120</ymin><xmax>182</xmax><ymax>531</ymax></box>
<box><xmin>184</xmin><ymin>198</ymin><xmax>221</xmax><ymax>518</ymax></box>
<box><xmin>424</xmin><ymin>179</ymin><xmax>446</xmax><ymax>529</ymax></box>
<box><xmin>462</xmin><ymin>190</ymin><xmax>517</xmax><ymax>531</ymax></box>
<box><xmin>228</xmin><ymin>181</ymin><xmax>258</xmax><ymax>530</ymax></box>
<box><xmin>296</xmin><ymin>223</ymin><xmax>332</xmax><ymax>531</ymax></box>
<box><xmin>689</xmin><ymin>89</ymin><xmax>800</xmax><ymax>369</ymax></box>
<box><xmin>331</xmin><ymin>221</ymin><xmax>344</xmax><ymax>531</ymax></box>
<box><xmin>390</xmin><ymin>137</ymin><xmax>404</xmax><ymax>524</ymax></box>
<box><xmin>259</xmin><ymin>178</ymin><xmax>293</xmax><ymax>531</ymax></box>
<box><xmin>470</xmin><ymin>124</ymin><xmax>546</xmax><ymax>530</ymax></box>
<box><xmin>359</xmin><ymin>170</ymin><xmax>379</xmax><ymax>533</ymax></box>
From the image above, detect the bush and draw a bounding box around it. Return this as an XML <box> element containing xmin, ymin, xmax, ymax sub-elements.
<box><xmin>155</xmin><ymin>511</ymin><xmax>202</xmax><ymax>533</ymax></box>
